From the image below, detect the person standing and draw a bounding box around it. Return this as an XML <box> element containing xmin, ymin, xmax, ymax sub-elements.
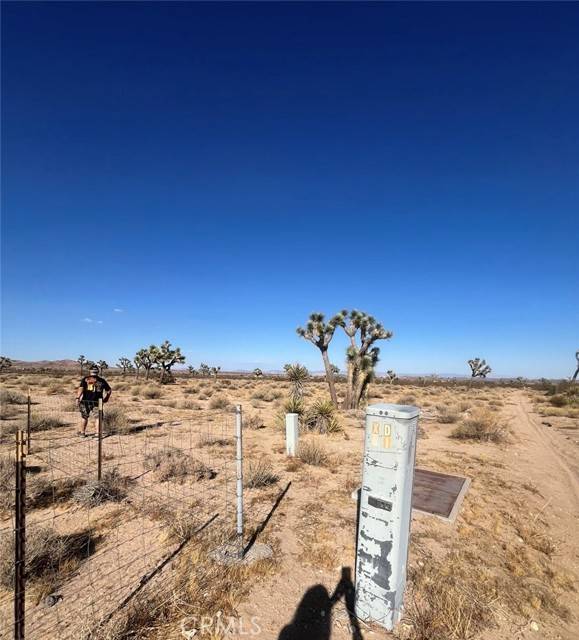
<box><xmin>76</xmin><ymin>365</ymin><xmax>112</xmax><ymax>436</ymax></box>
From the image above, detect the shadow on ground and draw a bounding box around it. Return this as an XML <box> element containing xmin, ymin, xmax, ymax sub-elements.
<box><xmin>278</xmin><ymin>567</ymin><xmax>363</xmax><ymax>640</ymax></box>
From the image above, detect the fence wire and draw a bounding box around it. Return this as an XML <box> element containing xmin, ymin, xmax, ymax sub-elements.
<box><xmin>0</xmin><ymin>390</ymin><xmax>241</xmax><ymax>640</ymax></box>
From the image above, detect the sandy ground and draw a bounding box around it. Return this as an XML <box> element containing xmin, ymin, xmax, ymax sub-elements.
<box><xmin>1</xmin><ymin>374</ymin><xmax>578</xmax><ymax>640</ymax></box>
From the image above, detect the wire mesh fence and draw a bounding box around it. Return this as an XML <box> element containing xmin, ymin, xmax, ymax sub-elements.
<box><xmin>0</xmin><ymin>390</ymin><xmax>244</xmax><ymax>639</ymax></box>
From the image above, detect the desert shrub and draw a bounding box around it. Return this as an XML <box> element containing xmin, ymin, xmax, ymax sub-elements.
<box><xmin>161</xmin><ymin>400</ymin><xmax>177</xmax><ymax>408</ymax></box>
<box><xmin>549</xmin><ymin>394</ymin><xmax>568</xmax><ymax>408</ymax></box>
<box><xmin>182</xmin><ymin>386</ymin><xmax>198</xmax><ymax>395</ymax></box>
<box><xmin>28</xmin><ymin>476</ymin><xmax>85</xmax><ymax>509</ymax></box>
<box><xmin>437</xmin><ymin>406</ymin><xmax>460</xmax><ymax>424</ymax></box>
<box><xmin>397</xmin><ymin>394</ymin><xmax>416</xmax><ymax>405</ymax></box>
<box><xmin>251</xmin><ymin>389</ymin><xmax>283</xmax><ymax>402</ymax></box>
<box><xmin>0</xmin><ymin>526</ymin><xmax>95</xmax><ymax>589</ymax></box>
<box><xmin>0</xmin><ymin>389</ymin><xmax>27</xmax><ymax>405</ymax></box>
<box><xmin>297</xmin><ymin>439</ymin><xmax>328</xmax><ymax>466</ymax></box>
<box><xmin>303</xmin><ymin>399</ymin><xmax>341</xmax><ymax>434</ymax></box>
<box><xmin>197</xmin><ymin>433</ymin><xmax>232</xmax><ymax>448</ymax></box>
<box><xmin>143</xmin><ymin>386</ymin><xmax>162</xmax><ymax>399</ymax></box>
<box><xmin>29</xmin><ymin>414</ymin><xmax>68</xmax><ymax>432</ymax></box>
<box><xmin>283</xmin><ymin>397</ymin><xmax>305</xmax><ymax>416</ymax></box>
<box><xmin>209</xmin><ymin>396</ymin><xmax>229</xmax><ymax>410</ymax></box>
<box><xmin>180</xmin><ymin>399</ymin><xmax>200</xmax><ymax>410</ymax></box>
<box><xmin>103</xmin><ymin>406</ymin><xmax>130</xmax><ymax>434</ymax></box>
<box><xmin>451</xmin><ymin>409</ymin><xmax>508</xmax><ymax>443</ymax></box>
<box><xmin>0</xmin><ymin>456</ymin><xmax>14</xmax><ymax>512</ymax></box>
<box><xmin>457</xmin><ymin>401</ymin><xmax>471</xmax><ymax>412</ymax></box>
<box><xmin>73</xmin><ymin>468</ymin><xmax>131</xmax><ymax>507</ymax></box>
<box><xmin>46</xmin><ymin>383</ymin><xmax>65</xmax><ymax>395</ymax></box>
<box><xmin>244</xmin><ymin>460</ymin><xmax>279</xmax><ymax>488</ymax></box>
<box><xmin>144</xmin><ymin>447</ymin><xmax>214</xmax><ymax>483</ymax></box>
<box><xmin>245</xmin><ymin>413</ymin><xmax>265</xmax><ymax>430</ymax></box>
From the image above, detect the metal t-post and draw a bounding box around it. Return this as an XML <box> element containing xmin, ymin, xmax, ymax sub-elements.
<box><xmin>235</xmin><ymin>405</ymin><xmax>244</xmax><ymax>559</ymax></box>
<box><xmin>97</xmin><ymin>399</ymin><xmax>103</xmax><ymax>481</ymax></box>
<box><xmin>26</xmin><ymin>389</ymin><xmax>31</xmax><ymax>455</ymax></box>
<box><xmin>14</xmin><ymin>430</ymin><xmax>26</xmax><ymax>640</ymax></box>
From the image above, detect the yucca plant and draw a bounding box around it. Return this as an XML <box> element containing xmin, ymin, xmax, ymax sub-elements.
<box><xmin>284</xmin><ymin>363</ymin><xmax>309</xmax><ymax>401</ymax></box>
<box><xmin>304</xmin><ymin>398</ymin><xmax>341</xmax><ymax>434</ymax></box>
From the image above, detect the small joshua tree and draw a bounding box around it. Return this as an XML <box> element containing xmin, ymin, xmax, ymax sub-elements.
<box><xmin>253</xmin><ymin>368</ymin><xmax>263</xmax><ymax>379</ymax></box>
<box><xmin>342</xmin><ymin>310</ymin><xmax>393</xmax><ymax>410</ymax></box>
<box><xmin>284</xmin><ymin>363</ymin><xmax>309</xmax><ymax>402</ymax></box>
<box><xmin>97</xmin><ymin>360</ymin><xmax>109</xmax><ymax>374</ymax></box>
<box><xmin>199</xmin><ymin>363</ymin><xmax>211</xmax><ymax>377</ymax></box>
<box><xmin>154</xmin><ymin>340</ymin><xmax>185</xmax><ymax>383</ymax></box>
<box><xmin>117</xmin><ymin>357</ymin><xmax>132</xmax><ymax>375</ymax></box>
<box><xmin>78</xmin><ymin>355</ymin><xmax>87</xmax><ymax>376</ymax></box>
<box><xmin>0</xmin><ymin>357</ymin><xmax>13</xmax><ymax>372</ymax></box>
<box><xmin>297</xmin><ymin>311</ymin><xmax>347</xmax><ymax>406</ymax></box>
<box><xmin>136</xmin><ymin>347</ymin><xmax>157</xmax><ymax>380</ymax></box>
<box><xmin>188</xmin><ymin>366</ymin><xmax>198</xmax><ymax>377</ymax></box>
<box><xmin>572</xmin><ymin>351</ymin><xmax>579</xmax><ymax>382</ymax></box>
<box><xmin>385</xmin><ymin>370</ymin><xmax>398</xmax><ymax>385</ymax></box>
<box><xmin>210</xmin><ymin>366</ymin><xmax>221</xmax><ymax>379</ymax></box>
<box><xmin>468</xmin><ymin>358</ymin><xmax>492</xmax><ymax>379</ymax></box>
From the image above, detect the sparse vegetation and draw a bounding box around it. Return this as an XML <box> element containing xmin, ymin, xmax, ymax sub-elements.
<box><xmin>144</xmin><ymin>447</ymin><xmax>214</xmax><ymax>482</ymax></box>
<box><xmin>303</xmin><ymin>398</ymin><xmax>341</xmax><ymax>433</ymax></box>
<box><xmin>244</xmin><ymin>459</ymin><xmax>279</xmax><ymax>488</ymax></box>
<box><xmin>72</xmin><ymin>468</ymin><xmax>132</xmax><ymax>507</ymax></box>
<box><xmin>451</xmin><ymin>408</ymin><xmax>508</xmax><ymax>443</ymax></box>
<box><xmin>297</xmin><ymin>439</ymin><xmax>328</xmax><ymax>466</ymax></box>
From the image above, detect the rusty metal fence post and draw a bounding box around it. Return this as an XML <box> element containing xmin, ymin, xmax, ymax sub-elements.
<box><xmin>14</xmin><ymin>429</ymin><xmax>27</xmax><ymax>640</ymax></box>
<box><xmin>235</xmin><ymin>405</ymin><xmax>244</xmax><ymax>559</ymax></box>
<box><xmin>26</xmin><ymin>390</ymin><xmax>31</xmax><ymax>455</ymax></box>
<box><xmin>97</xmin><ymin>399</ymin><xmax>103</xmax><ymax>481</ymax></box>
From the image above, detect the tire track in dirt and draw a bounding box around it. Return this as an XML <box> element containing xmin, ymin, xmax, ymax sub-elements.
<box><xmin>512</xmin><ymin>391</ymin><xmax>579</xmax><ymax>511</ymax></box>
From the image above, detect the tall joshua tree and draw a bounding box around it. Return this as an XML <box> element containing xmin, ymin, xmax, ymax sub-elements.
<box><xmin>468</xmin><ymin>358</ymin><xmax>492</xmax><ymax>379</ymax></box>
<box><xmin>154</xmin><ymin>340</ymin><xmax>185</xmax><ymax>383</ymax></box>
<box><xmin>97</xmin><ymin>360</ymin><xmax>109</xmax><ymax>374</ymax></box>
<box><xmin>136</xmin><ymin>347</ymin><xmax>157</xmax><ymax>380</ymax></box>
<box><xmin>0</xmin><ymin>357</ymin><xmax>13</xmax><ymax>372</ymax></box>
<box><xmin>342</xmin><ymin>310</ymin><xmax>393</xmax><ymax>410</ymax></box>
<box><xmin>78</xmin><ymin>355</ymin><xmax>87</xmax><ymax>376</ymax></box>
<box><xmin>297</xmin><ymin>311</ymin><xmax>346</xmax><ymax>406</ymax></box>
<box><xmin>572</xmin><ymin>351</ymin><xmax>579</xmax><ymax>382</ymax></box>
<box><xmin>118</xmin><ymin>357</ymin><xmax>132</xmax><ymax>375</ymax></box>
<box><xmin>385</xmin><ymin>370</ymin><xmax>398</xmax><ymax>385</ymax></box>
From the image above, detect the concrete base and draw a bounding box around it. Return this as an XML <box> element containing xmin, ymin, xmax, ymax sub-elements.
<box><xmin>210</xmin><ymin>542</ymin><xmax>273</xmax><ymax>565</ymax></box>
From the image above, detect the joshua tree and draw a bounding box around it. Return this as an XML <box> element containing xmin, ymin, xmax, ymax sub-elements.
<box><xmin>97</xmin><ymin>360</ymin><xmax>109</xmax><ymax>374</ymax></box>
<box><xmin>188</xmin><ymin>366</ymin><xmax>198</xmax><ymax>377</ymax></box>
<box><xmin>0</xmin><ymin>356</ymin><xmax>12</xmax><ymax>372</ymax></box>
<box><xmin>199</xmin><ymin>363</ymin><xmax>211</xmax><ymax>377</ymax></box>
<box><xmin>297</xmin><ymin>311</ymin><xmax>347</xmax><ymax>406</ymax></box>
<box><xmin>133</xmin><ymin>353</ymin><xmax>144</xmax><ymax>379</ymax></box>
<box><xmin>117</xmin><ymin>357</ymin><xmax>132</xmax><ymax>375</ymax></box>
<box><xmin>210</xmin><ymin>366</ymin><xmax>221</xmax><ymax>379</ymax></box>
<box><xmin>136</xmin><ymin>347</ymin><xmax>157</xmax><ymax>380</ymax></box>
<box><xmin>78</xmin><ymin>355</ymin><xmax>87</xmax><ymax>376</ymax></box>
<box><xmin>154</xmin><ymin>340</ymin><xmax>185</xmax><ymax>383</ymax></box>
<box><xmin>253</xmin><ymin>368</ymin><xmax>263</xmax><ymax>379</ymax></box>
<box><xmin>572</xmin><ymin>351</ymin><xmax>579</xmax><ymax>382</ymax></box>
<box><xmin>284</xmin><ymin>363</ymin><xmax>309</xmax><ymax>402</ymax></box>
<box><xmin>385</xmin><ymin>370</ymin><xmax>398</xmax><ymax>384</ymax></box>
<box><xmin>468</xmin><ymin>358</ymin><xmax>492</xmax><ymax>379</ymax></box>
<box><xmin>341</xmin><ymin>310</ymin><xmax>393</xmax><ymax>410</ymax></box>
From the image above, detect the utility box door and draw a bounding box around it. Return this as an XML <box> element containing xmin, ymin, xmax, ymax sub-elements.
<box><xmin>355</xmin><ymin>403</ymin><xmax>419</xmax><ymax>630</ymax></box>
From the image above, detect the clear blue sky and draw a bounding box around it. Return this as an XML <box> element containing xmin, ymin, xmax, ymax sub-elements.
<box><xmin>1</xmin><ymin>2</ymin><xmax>578</xmax><ymax>378</ymax></box>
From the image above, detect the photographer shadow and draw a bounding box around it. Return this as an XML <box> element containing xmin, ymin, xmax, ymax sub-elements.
<box><xmin>277</xmin><ymin>567</ymin><xmax>363</xmax><ymax>640</ymax></box>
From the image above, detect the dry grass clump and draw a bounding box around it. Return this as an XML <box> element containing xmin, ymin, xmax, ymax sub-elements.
<box><xmin>0</xmin><ymin>526</ymin><xmax>95</xmax><ymax>592</ymax></box>
<box><xmin>451</xmin><ymin>409</ymin><xmax>508</xmax><ymax>443</ymax></box>
<box><xmin>405</xmin><ymin>550</ymin><xmax>498</xmax><ymax>639</ymax></box>
<box><xmin>143</xmin><ymin>386</ymin><xmax>162</xmax><ymax>399</ymax></box>
<box><xmin>28</xmin><ymin>476</ymin><xmax>85</xmax><ymax>509</ymax></box>
<box><xmin>198</xmin><ymin>432</ymin><xmax>232</xmax><ymax>448</ymax></box>
<box><xmin>180</xmin><ymin>399</ymin><xmax>200</xmax><ymax>410</ymax></box>
<box><xmin>245</xmin><ymin>413</ymin><xmax>265</xmax><ymax>429</ymax></box>
<box><xmin>297</xmin><ymin>439</ymin><xmax>329</xmax><ymax>467</ymax></box>
<box><xmin>303</xmin><ymin>399</ymin><xmax>341</xmax><ymax>434</ymax></box>
<box><xmin>437</xmin><ymin>405</ymin><xmax>460</xmax><ymax>424</ymax></box>
<box><xmin>209</xmin><ymin>395</ymin><xmax>230</xmax><ymax>410</ymax></box>
<box><xmin>103</xmin><ymin>405</ymin><xmax>130</xmax><ymax>434</ymax></box>
<box><xmin>144</xmin><ymin>447</ymin><xmax>214</xmax><ymax>483</ymax></box>
<box><xmin>251</xmin><ymin>389</ymin><xmax>283</xmax><ymax>402</ymax></box>
<box><xmin>244</xmin><ymin>459</ymin><xmax>279</xmax><ymax>488</ymax></box>
<box><xmin>398</xmin><ymin>394</ymin><xmax>416</xmax><ymax>405</ymax></box>
<box><xmin>0</xmin><ymin>388</ymin><xmax>27</xmax><ymax>405</ymax></box>
<box><xmin>0</xmin><ymin>456</ymin><xmax>14</xmax><ymax>512</ymax></box>
<box><xmin>72</xmin><ymin>468</ymin><xmax>131</xmax><ymax>507</ymax></box>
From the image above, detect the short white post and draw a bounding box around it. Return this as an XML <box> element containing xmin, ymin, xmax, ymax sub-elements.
<box><xmin>285</xmin><ymin>413</ymin><xmax>299</xmax><ymax>456</ymax></box>
<box><xmin>235</xmin><ymin>405</ymin><xmax>244</xmax><ymax>559</ymax></box>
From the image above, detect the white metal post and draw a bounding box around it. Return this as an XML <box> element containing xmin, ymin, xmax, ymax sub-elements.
<box><xmin>235</xmin><ymin>405</ymin><xmax>244</xmax><ymax>559</ymax></box>
<box><xmin>355</xmin><ymin>403</ymin><xmax>420</xmax><ymax>631</ymax></box>
<box><xmin>285</xmin><ymin>413</ymin><xmax>299</xmax><ymax>456</ymax></box>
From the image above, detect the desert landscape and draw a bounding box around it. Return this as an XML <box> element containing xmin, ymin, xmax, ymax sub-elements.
<box><xmin>1</xmin><ymin>365</ymin><xmax>578</xmax><ymax>640</ymax></box>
